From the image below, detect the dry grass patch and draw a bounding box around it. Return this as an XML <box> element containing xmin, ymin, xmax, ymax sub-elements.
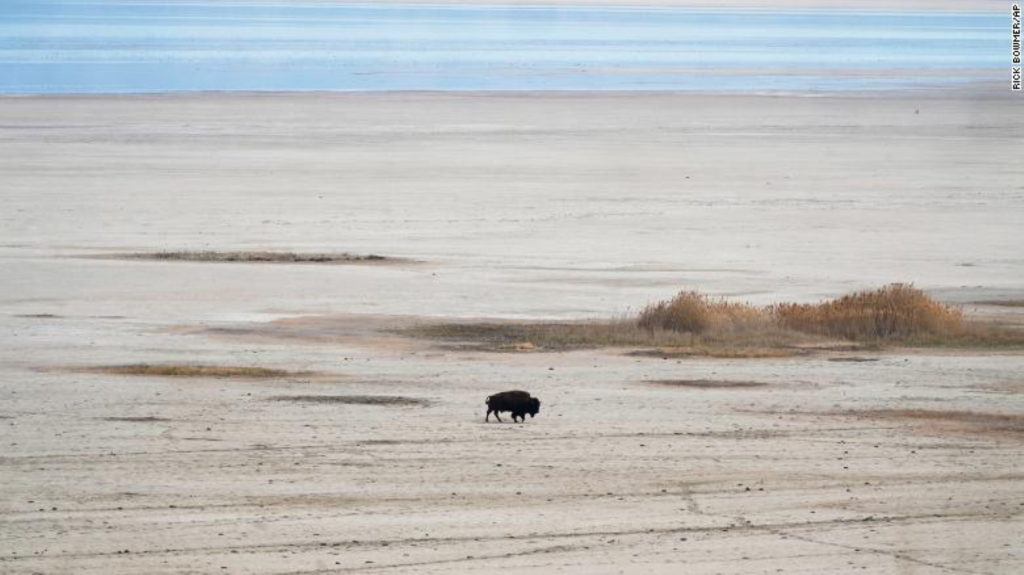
<box><xmin>404</xmin><ymin>320</ymin><xmax>809</xmax><ymax>355</ymax></box>
<box><xmin>407</xmin><ymin>320</ymin><xmax>692</xmax><ymax>351</ymax></box>
<box><xmin>650</xmin><ymin>379</ymin><xmax>769</xmax><ymax>389</ymax></box>
<box><xmin>635</xmin><ymin>284</ymin><xmax>1024</xmax><ymax>349</ymax></box>
<box><xmin>404</xmin><ymin>284</ymin><xmax>1024</xmax><ymax>355</ymax></box>
<box><xmin>78</xmin><ymin>364</ymin><xmax>309</xmax><ymax>378</ymax></box>
<box><xmin>770</xmin><ymin>284</ymin><xmax>964</xmax><ymax>340</ymax></box>
<box><xmin>270</xmin><ymin>395</ymin><xmax>428</xmax><ymax>406</ymax></box>
<box><xmin>638</xmin><ymin>291</ymin><xmax>768</xmax><ymax>335</ymax></box>
<box><xmin>110</xmin><ymin>250</ymin><xmax>401</xmax><ymax>264</ymax></box>
<box><xmin>919</xmin><ymin>323</ymin><xmax>1024</xmax><ymax>349</ymax></box>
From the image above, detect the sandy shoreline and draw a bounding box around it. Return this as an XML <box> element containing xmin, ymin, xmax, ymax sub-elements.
<box><xmin>1</xmin><ymin>89</ymin><xmax>1022</xmax><ymax>573</ymax></box>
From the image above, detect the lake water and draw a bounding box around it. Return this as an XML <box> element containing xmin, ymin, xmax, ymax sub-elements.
<box><xmin>0</xmin><ymin>1</ymin><xmax>1004</xmax><ymax>93</ymax></box>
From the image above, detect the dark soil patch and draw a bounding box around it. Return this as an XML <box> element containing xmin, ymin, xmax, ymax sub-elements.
<box><xmin>270</xmin><ymin>395</ymin><xmax>429</xmax><ymax>407</ymax></box>
<box><xmin>650</xmin><ymin>379</ymin><xmax>769</xmax><ymax>389</ymax></box>
<box><xmin>845</xmin><ymin>409</ymin><xmax>1024</xmax><ymax>440</ymax></box>
<box><xmin>973</xmin><ymin>300</ymin><xmax>1024</xmax><ymax>307</ymax></box>
<box><xmin>628</xmin><ymin>347</ymin><xmax>800</xmax><ymax>359</ymax></box>
<box><xmin>107</xmin><ymin>251</ymin><xmax>404</xmax><ymax>264</ymax></box>
<box><xmin>77</xmin><ymin>364</ymin><xmax>310</xmax><ymax>378</ymax></box>
<box><xmin>103</xmin><ymin>416</ymin><xmax>171</xmax><ymax>423</ymax></box>
<box><xmin>977</xmin><ymin>381</ymin><xmax>1024</xmax><ymax>394</ymax></box>
<box><xmin>827</xmin><ymin>357</ymin><xmax>880</xmax><ymax>363</ymax></box>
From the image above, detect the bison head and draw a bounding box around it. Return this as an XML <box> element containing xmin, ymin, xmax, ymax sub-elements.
<box><xmin>527</xmin><ymin>397</ymin><xmax>541</xmax><ymax>418</ymax></box>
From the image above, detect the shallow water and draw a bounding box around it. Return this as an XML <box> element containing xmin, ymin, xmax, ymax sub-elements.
<box><xmin>0</xmin><ymin>1</ymin><xmax>1003</xmax><ymax>93</ymax></box>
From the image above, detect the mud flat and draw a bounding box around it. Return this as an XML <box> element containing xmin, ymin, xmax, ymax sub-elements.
<box><xmin>1</xmin><ymin>89</ymin><xmax>1022</xmax><ymax>573</ymax></box>
<box><xmin>2</xmin><ymin>310</ymin><xmax>1023</xmax><ymax>574</ymax></box>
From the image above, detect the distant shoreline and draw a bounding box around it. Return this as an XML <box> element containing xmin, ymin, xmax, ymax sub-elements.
<box><xmin>0</xmin><ymin>82</ymin><xmax>1011</xmax><ymax>100</ymax></box>
<box><xmin>220</xmin><ymin>0</ymin><xmax>1005</xmax><ymax>13</ymax></box>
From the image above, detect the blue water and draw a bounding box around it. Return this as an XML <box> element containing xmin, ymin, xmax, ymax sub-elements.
<box><xmin>0</xmin><ymin>1</ymin><xmax>1003</xmax><ymax>93</ymax></box>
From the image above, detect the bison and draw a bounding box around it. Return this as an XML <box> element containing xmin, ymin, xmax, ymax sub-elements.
<box><xmin>485</xmin><ymin>390</ymin><xmax>540</xmax><ymax>423</ymax></box>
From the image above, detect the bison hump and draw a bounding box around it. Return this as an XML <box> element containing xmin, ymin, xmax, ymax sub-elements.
<box><xmin>488</xmin><ymin>390</ymin><xmax>531</xmax><ymax>402</ymax></box>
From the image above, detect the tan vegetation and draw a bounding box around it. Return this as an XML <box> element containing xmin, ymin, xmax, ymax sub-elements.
<box><xmin>78</xmin><ymin>364</ymin><xmax>308</xmax><ymax>378</ymax></box>
<box><xmin>110</xmin><ymin>250</ymin><xmax>397</xmax><ymax>264</ymax></box>
<box><xmin>406</xmin><ymin>284</ymin><xmax>1024</xmax><ymax>354</ymax></box>
<box><xmin>639</xmin><ymin>283</ymin><xmax>969</xmax><ymax>341</ymax></box>
<box><xmin>770</xmin><ymin>283</ymin><xmax>964</xmax><ymax>340</ymax></box>
<box><xmin>638</xmin><ymin>291</ymin><xmax>767</xmax><ymax>335</ymax></box>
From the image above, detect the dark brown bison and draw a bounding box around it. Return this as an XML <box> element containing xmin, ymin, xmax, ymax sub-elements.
<box><xmin>485</xmin><ymin>390</ymin><xmax>540</xmax><ymax>423</ymax></box>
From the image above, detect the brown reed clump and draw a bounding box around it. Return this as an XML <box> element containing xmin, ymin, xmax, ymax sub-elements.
<box><xmin>769</xmin><ymin>283</ymin><xmax>964</xmax><ymax>340</ymax></box>
<box><xmin>637</xmin><ymin>291</ymin><xmax>767</xmax><ymax>335</ymax></box>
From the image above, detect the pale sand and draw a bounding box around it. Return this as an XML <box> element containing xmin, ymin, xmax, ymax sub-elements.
<box><xmin>1</xmin><ymin>89</ymin><xmax>1022</xmax><ymax>573</ymax></box>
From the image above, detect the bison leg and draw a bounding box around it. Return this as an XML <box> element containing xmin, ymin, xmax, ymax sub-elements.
<box><xmin>485</xmin><ymin>409</ymin><xmax>490</xmax><ymax>422</ymax></box>
<box><xmin>493</xmin><ymin>411</ymin><xmax>503</xmax><ymax>423</ymax></box>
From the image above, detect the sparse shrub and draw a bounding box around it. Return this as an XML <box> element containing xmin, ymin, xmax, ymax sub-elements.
<box><xmin>770</xmin><ymin>283</ymin><xmax>964</xmax><ymax>340</ymax></box>
<box><xmin>637</xmin><ymin>291</ymin><xmax>766</xmax><ymax>335</ymax></box>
